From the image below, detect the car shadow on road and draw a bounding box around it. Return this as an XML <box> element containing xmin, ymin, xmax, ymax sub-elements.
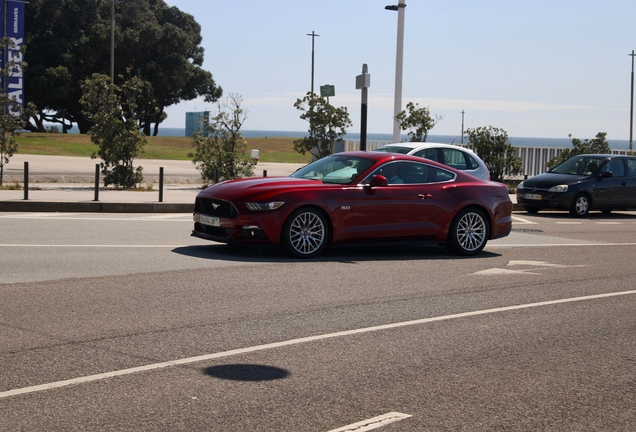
<box><xmin>172</xmin><ymin>243</ymin><xmax>501</xmax><ymax>263</ymax></box>
<box><xmin>202</xmin><ymin>364</ymin><xmax>290</xmax><ymax>381</ymax></box>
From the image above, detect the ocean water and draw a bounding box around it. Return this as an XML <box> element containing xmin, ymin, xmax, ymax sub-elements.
<box><xmin>167</xmin><ymin>128</ymin><xmax>633</xmax><ymax>149</ymax></box>
<box><xmin>58</xmin><ymin>126</ymin><xmax>633</xmax><ymax>150</ymax></box>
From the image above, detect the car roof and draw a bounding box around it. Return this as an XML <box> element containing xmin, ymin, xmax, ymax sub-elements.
<box><xmin>376</xmin><ymin>142</ymin><xmax>477</xmax><ymax>153</ymax></box>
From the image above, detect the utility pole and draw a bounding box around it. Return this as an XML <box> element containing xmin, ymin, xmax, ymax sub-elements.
<box><xmin>356</xmin><ymin>64</ymin><xmax>371</xmax><ymax>151</ymax></box>
<box><xmin>386</xmin><ymin>2</ymin><xmax>406</xmax><ymax>143</ymax></box>
<box><xmin>306</xmin><ymin>31</ymin><xmax>320</xmax><ymax>94</ymax></box>
<box><xmin>461</xmin><ymin>110</ymin><xmax>465</xmax><ymax>144</ymax></box>
<box><xmin>111</xmin><ymin>0</ymin><xmax>123</xmax><ymax>85</ymax></box>
<box><xmin>630</xmin><ymin>50</ymin><xmax>635</xmax><ymax>152</ymax></box>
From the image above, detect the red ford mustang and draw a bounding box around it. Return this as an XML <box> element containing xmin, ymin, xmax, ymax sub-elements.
<box><xmin>192</xmin><ymin>151</ymin><xmax>512</xmax><ymax>258</ymax></box>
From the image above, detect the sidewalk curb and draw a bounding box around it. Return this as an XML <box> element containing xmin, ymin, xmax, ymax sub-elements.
<box><xmin>0</xmin><ymin>201</ymin><xmax>194</xmax><ymax>213</ymax></box>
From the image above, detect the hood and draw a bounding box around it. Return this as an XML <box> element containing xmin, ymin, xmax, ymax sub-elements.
<box><xmin>522</xmin><ymin>172</ymin><xmax>587</xmax><ymax>189</ymax></box>
<box><xmin>196</xmin><ymin>176</ymin><xmax>333</xmax><ymax>201</ymax></box>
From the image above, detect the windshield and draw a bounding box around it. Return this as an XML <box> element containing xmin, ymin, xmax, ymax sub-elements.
<box><xmin>373</xmin><ymin>146</ymin><xmax>413</xmax><ymax>154</ymax></box>
<box><xmin>551</xmin><ymin>156</ymin><xmax>605</xmax><ymax>175</ymax></box>
<box><xmin>290</xmin><ymin>155</ymin><xmax>376</xmax><ymax>184</ymax></box>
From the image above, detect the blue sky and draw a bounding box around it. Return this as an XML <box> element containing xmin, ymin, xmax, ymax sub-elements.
<box><xmin>162</xmin><ymin>0</ymin><xmax>636</xmax><ymax>140</ymax></box>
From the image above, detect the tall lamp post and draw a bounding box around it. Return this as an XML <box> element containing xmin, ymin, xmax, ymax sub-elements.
<box><xmin>386</xmin><ymin>2</ymin><xmax>406</xmax><ymax>143</ymax></box>
<box><xmin>306</xmin><ymin>31</ymin><xmax>320</xmax><ymax>94</ymax></box>
<box><xmin>111</xmin><ymin>0</ymin><xmax>123</xmax><ymax>84</ymax></box>
<box><xmin>630</xmin><ymin>50</ymin><xmax>635</xmax><ymax>152</ymax></box>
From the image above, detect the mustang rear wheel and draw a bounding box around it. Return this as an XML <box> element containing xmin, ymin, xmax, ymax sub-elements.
<box><xmin>446</xmin><ymin>207</ymin><xmax>489</xmax><ymax>256</ymax></box>
<box><xmin>282</xmin><ymin>208</ymin><xmax>329</xmax><ymax>258</ymax></box>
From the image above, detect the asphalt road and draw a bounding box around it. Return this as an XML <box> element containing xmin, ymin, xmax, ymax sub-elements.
<box><xmin>1</xmin><ymin>211</ymin><xmax>636</xmax><ymax>431</ymax></box>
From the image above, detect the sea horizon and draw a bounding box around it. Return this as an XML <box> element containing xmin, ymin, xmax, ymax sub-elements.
<box><xmin>54</xmin><ymin>126</ymin><xmax>633</xmax><ymax>150</ymax></box>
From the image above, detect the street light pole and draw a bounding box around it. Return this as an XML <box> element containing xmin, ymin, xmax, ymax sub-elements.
<box><xmin>386</xmin><ymin>2</ymin><xmax>406</xmax><ymax>143</ymax></box>
<box><xmin>306</xmin><ymin>31</ymin><xmax>320</xmax><ymax>94</ymax></box>
<box><xmin>461</xmin><ymin>110</ymin><xmax>465</xmax><ymax>144</ymax></box>
<box><xmin>110</xmin><ymin>0</ymin><xmax>123</xmax><ymax>85</ymax></box>
<box><xmin>111</xmin><ymin>0</ymin><xmax>115</xmax><ymax>84</ymax></box>
<box><xmin>629</xmin><ymin>50</ymin><xmax>635</xmax><ymax>152</ymax></box>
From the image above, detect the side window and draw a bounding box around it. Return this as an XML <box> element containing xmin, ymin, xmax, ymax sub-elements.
<box><xmin>413</xmin><ymin>148</ymin><xmax>439</xmax><ymax>162</ymax></box>
<box><xmin>627</xmin><ymin>158</ymin><xmax>636</xmax><ymax>176</ymax></box>
<box><xmin>603</xmin><ymin>159</ymin><xmax>625</xmax><ymax>177</ymax></box>
<box><xmin>466</xmin><ymin>154</ymin><xmax>479</xmax><ymax>170</ymax></box>
<box><xmin>442</xmin><ymin>149</ymin><xmax>468</xmax><ymax>170</ymax></box>
<box><xmin>428</xmin><ymin>166</ymin><xmax>455</xmax><ymax>183</ymax></box>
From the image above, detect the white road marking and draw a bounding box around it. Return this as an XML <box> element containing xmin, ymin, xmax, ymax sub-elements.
<box><xmin>471</xmin><ymin>268</ymin><xmax>541</xmax><ymax>275</ymax></box>
<box><xmin>487</xmin><ymin>242</ymin><xmax>636</xmax><ymax>248</ymax></box>
<box><xmin>327</xmin><ymin>412</ymin><xmax>413</xmax><ymax>431</ymax></box>
<box><xmin>0</xmin><ymin>244</ymin><xmax>197</xmax><ymax>248</ymax></box>
<box><xmin>511</xmin><ymin>215</ymin><xmax>537</xmax><ymax>224</ymax></box>
<box><xmin>596</xmin><ymin>222</ymin><xmax>623</xmax><ymax>225</ymax></box>
<box><xmin>556</xmin><ymin>221</ymin><xmax>583</xmax><ymax>224</ymax></box>
<box><xmin>507</xmin><ymin>260</ymin><xmax>587</xmax><ymax>268</ymax></box>
<box><xmin>0</xmin><ymin>214</ymin><xmax>191</xmax><ymax>221</ymax></box>
<box><xmin>2</xmin><ymin>289</ymin><xmax>635</xmax><ymax>400</ymax></box>
<box><xmin>472</xmin><ymin>260</ymin><xmax>588</xmax><ymax>276</ymax></box>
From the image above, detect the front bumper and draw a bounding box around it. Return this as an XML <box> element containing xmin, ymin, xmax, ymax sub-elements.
<box><xmin>516</xmin><ymin>189</ymin><xmax>573</xmax><ymax>210</ymax></box>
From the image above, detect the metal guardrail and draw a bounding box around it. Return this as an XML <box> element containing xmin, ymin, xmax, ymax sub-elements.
<box><xmin>343</xmin><ymin>139</ymin><xmax>633</xmax><ymax>178</ymax></box>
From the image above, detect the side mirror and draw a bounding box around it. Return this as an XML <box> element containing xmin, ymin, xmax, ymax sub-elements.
<box><xmin>368</xmin><ymin>175</ymin><xmax>389</xmax><ymax>187</ymax></box>
<box><xmin>599</xmin><ymin>171</ymin><xmax>613</xmax><ymax>179</ymax></box>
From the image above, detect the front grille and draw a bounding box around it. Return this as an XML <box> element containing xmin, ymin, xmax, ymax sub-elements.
<box><xmin>195</xmin><ymin>198</ymin><xmax>238</xmax><ymax>218</ymax></box>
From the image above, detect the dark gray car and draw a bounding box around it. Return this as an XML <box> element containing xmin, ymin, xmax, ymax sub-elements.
<box><xmin>516</xmin><ymin>154</ymin><xmax>636</xmax><ymax>216</ymax></box>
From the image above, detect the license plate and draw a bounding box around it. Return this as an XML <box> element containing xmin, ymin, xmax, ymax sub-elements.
<box><xmin>199</xmin><ymin>215</ymin><xmax>220</xmax><ymax>227</ymax></box>
<box><xmin>524</xmin><ymin>193</ymin><xmax>542</xmax><ymax>200</ymax></box>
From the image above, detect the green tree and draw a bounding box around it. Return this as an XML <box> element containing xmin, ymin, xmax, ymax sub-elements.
<box><xmin>80</xmin><ymin>73</ymin><xmax>154</xmax><ymax>189</ymax></box>
<box><xmin>25</xmin><ymin>0</ymin><xmax>222</xmax><ymax>134</ymax></box>
<box><xmin>546</xmin><ymin>132</ymin><xmax>611</xmax><ymax>168</ymax></box>
<box><xmin>395</xmin><ymin>102</ymin><xmax>443</xmax><ymax>142</ymax></box>
<box><xmin>189</xmin><ymin>94</ymin><xmax>255</xmax><ymax>183</ymax></box>
<box><xmin>465</xmin><ymin>126</ymin><xmax>522</xmax><ymax>182</ymax></box>
<box><xmin>293</xmin><ymin>92</ymin><xmax>352</xmax><ymax>160</ymax></box>
<box><xmin>0</xmin><ymin>37</ymin><xmax>34</xmax><ymax>186</ymax></box>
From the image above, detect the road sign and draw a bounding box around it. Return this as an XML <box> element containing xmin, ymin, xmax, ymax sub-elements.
<box><xmin>320</xmin><ymin>85</ymin><xmax>335</xmax><ymax>97</ymax></box>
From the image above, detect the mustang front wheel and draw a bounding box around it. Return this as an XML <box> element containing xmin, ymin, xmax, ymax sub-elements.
<box><xmin>282</xmin><ymin>208</ymin><xmax>329</xmax><ymax>258</ymax></box>
<box><xmin>446</xmin><ymin>207</ymin><xmax>489</xmax><ymax>256</ymax></box>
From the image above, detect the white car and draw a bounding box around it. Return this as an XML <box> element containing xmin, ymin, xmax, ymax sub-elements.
<box><xmin>373</xmin><ymin>142</ymin><xmax>490</xmax><ymax>180</ymax></box>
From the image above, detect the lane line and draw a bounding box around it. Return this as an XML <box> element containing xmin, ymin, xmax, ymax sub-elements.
<box><xmin>327</xmin><ymin>412</ymin><xmax>412</xmax><ymax>431</ymax></box>
<box><xmin>0</xmin><ymin>215</ymin><xmax>191</xmax><ymax>221</ymax></box>
<box><xmin>511</xmin><ymin>215</ymin><xmax>537</xmax><ymax>224</ymax></box>
<box><xmin>488</xmin><ymin>242</ymin><xmax>636</xmax><ymax>248</ymax></box>
<box><xmin>2</xmin><ymin>289</ymin><xmax>635</xmax><ymax>400</ymax></box>
<box><xmin>0</xmin><ymin>244</ymin><xmax>199</xmax><ymax>248</ymax></box>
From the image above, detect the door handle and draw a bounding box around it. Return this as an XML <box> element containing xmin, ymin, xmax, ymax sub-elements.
<box><xmin>418</xmin><ymin>193</ymin><xmax>433</xmax><ymax>199</ymax></box>
<box><xmin>622</xmin><ymin>182</ymin><xmax>627</xmax><ymax>186</ymax></box>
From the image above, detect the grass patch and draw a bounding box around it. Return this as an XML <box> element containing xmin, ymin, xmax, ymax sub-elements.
<box><xmin>0</xmin><ymin>181</ymin><xmax>22</xmax><ymax>190</ymax></box>
<box><xmin>14</xmin><ymin>132</ymin><xmax>311</xmax><ymax>163</ymax></box>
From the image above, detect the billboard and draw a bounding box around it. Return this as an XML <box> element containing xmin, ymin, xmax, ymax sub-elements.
<box><xmin>1</xmin><ymin>0</ymin><xmax>25</xmax><ymax>116</ymax></box>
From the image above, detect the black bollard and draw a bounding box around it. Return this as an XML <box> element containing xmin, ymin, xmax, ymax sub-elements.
<box><xmin>159</xmin><ymin>167</ymin><xmax>164</xmax><ymax>202</ymax></box>
<box><xmin>94</xmin><ymin>164</ymin><xmax>100</xmax><ymax>201</ymax></box>
<box><xmin>263</xmin><ymin>170</ymin><xmax>267</xmax><ymax>177</ymax></box>
<box><xmin>23</xmin><ymin>161</ymin><xmax>28</xmax><ymax>200</ymax></box>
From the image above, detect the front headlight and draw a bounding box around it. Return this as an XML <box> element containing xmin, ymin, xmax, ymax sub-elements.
<box><xmin>517</xmin><ymin>181</ymin><xmax>525</xmax><ymax>189</ymax></box>
<box><xmin>244</xmin><ymin>201</ymin><xmax>285</xmax><ymax>211</ymax></box>
<box><xmin>548</xmin><ymin>185</ymin><xmax>568</xmax><ymax>193</ymax></box>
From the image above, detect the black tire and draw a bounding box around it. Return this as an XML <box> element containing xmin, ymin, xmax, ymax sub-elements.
<box><xmin>569</xmin><ymin>193</ymin><xmax>590</xmax><ymax>217</ymax></box>
<box><xmin>524</xmin><ymin>206</ymin><xmax>540</xmax><ymax>214</ymax></box>
<box><xmin>446</xmin><ymin>207</ymin><xmax>489</xmax><ymax>256</ymax></box>
<box><xmin>281</xmin><ymin>207</ymin><xmax>330</xmax><ymax>258</ymax></box>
